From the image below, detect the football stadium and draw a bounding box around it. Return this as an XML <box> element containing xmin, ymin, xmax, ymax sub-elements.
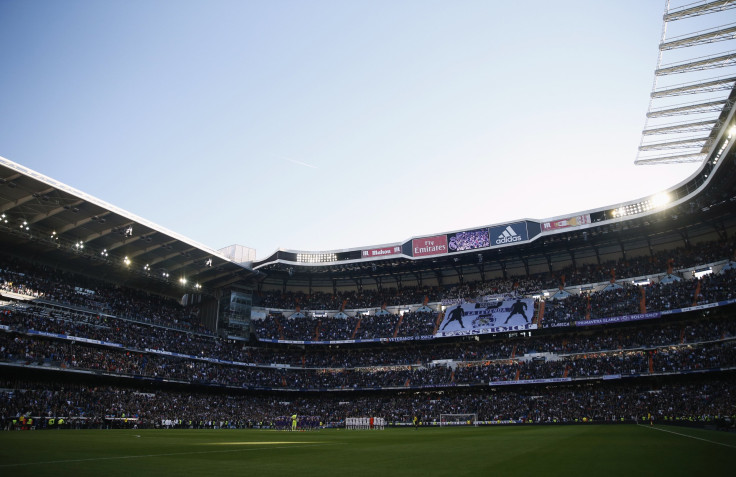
<box><xmin>2</xmin><ymin>1</ymin><xmax>736</xmax><ymax>476</ymax></box>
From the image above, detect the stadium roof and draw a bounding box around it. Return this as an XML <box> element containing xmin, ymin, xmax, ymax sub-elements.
<box><xmin>637</xmin><ymin>1</ymin><xmax>736</xmax><ymax>165</ymax></box>
<box><xmin>0</xmin><ymin>156</ymin><xmax>263</xmax><ymax>294</ymax></box>
<box><xmin>2</xmin><ymin>89</ymin><xmax>735</xmax><ymax>296</ymax></box>
<box><xmin>2</xmin><ymin>82</ymin><xmax>735</xmax><ymax>296</ymax></box>
<box><xmin>253</xmin><ymin>100</ymin><xmax>736</xmax><ymax>289</ymax></box>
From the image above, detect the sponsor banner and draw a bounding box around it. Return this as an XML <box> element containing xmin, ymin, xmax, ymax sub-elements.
<box><xmin>602</xmin><ymin>374</ymin><xmax>622</xmax><ymax>380</ymax></box>
<box><xmin>660</xmin><ymin>298</ymin><xmax>736</xmax><ymax>316</ymax></box>
<box><xmin>145</xmin><ymin>348</ymin><xmax>198</xmax><ymax>360</ymax></box>
<box><xmin>229</xmin><ymin>361</ymin><xmax>257</xmax><ymax>367</ymax></box>
<box><xmin>257</xmin><ymin>337</ymin><xmax>385</xmax><ymax>345</ymax></box>
<box><xmin>412</xmin><ymin>235</ymin><xmax>448</xmax><ymax>257</ymax></box>
<box><xmin>489</xmin><ymin>222</ymin><xmax>529</xmax><ymax>246</ymax></box>
<box><xmin>362</xmin><ymin>246</ymin><xmax>402</xmax><ymax>258</ymax></box>
<box><xmin>479</xmin><ymin>293</ymin><xmax>516</xmax><ymax>303</ymax></box>
<box><xmin>28</xmin><ymin>330</ymin><xmax>66</xmax><ymax>340</ymax></box>
<box><xmin>546</xmin><ymin>322</ymin><xmax>573</xmax><ymax>328</ymax></box>
<box><xmin>258</xmin><ymin>336</ymin><xmax>437</xmax><ymax>345</ymax></box>
<box><xmin>387</xmin><ymin>335</ymin><xmax>434</xmax><ymax>342</ymax></box>
<box><xmin>542</xmin><ymin>214</ymin><xmax>591</xmax><ymax>232</ymax></box>
<box><xmin>0</xmin><ymin>324</ymin><xmax>9</xmax><ymax>331</ymax></box>
<box><xmin>68</xmin><ymin>336</ymin><xmax>124</xmax><ymax>348</ymax></box>
<box><xmin>490</xmin><ymin>377</ymin><xmax>572</xmax><ymax>386</ymax></box>
<box><xmin>436</xmin><ymin>300</ymin><xmax>537</xmax><ymax>337</ymax></box>
<box><xmin>447</xmin><ymin>228</ymin><xmax>490</xmax><ymax>253</ymax></box>
<box><xmin>574</xmin><ymin>312</ymin><xmax>661</xmax><ymax>327</ymax></box>
<box><xmin>27</xmin><ymin>330</ymin><xmax>123</xmax><ymax>348</ymax></box>
<box><xmin>416</xmin><ymin>383</ymin><xmax>465</xmax><ymax>389</ymax></box>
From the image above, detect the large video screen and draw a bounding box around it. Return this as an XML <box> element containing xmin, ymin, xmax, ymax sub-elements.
<box><xmin>447</xmin><ymin>228</ymin><xmax>490</xmax><ymax>253</ymax></box>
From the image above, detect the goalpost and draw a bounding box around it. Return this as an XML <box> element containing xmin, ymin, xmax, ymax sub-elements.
<box><xmin>439</xmin><ymin>413</ymin><xmax>478</xmax><ymax>427</ymax></box>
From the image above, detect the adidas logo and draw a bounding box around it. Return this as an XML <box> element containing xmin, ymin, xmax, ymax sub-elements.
<box><xmin>496</xmin><ymin>226</ymin><xmax>522</xmax><ymax>244</ymax></box>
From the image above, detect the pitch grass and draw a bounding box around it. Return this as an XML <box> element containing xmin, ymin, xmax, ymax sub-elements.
<box><xmin>0</xmin><ymin>425</ymin><xmax>734</xmax><ymax>477</ymax></box>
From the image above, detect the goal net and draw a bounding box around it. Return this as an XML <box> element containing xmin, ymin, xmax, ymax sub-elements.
<box><xmin>439</xmin><ymin>413</ymin><xmax>478</xmax><ymax>427</ymax></box>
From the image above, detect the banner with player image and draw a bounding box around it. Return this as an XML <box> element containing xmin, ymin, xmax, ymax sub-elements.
<box><xmin>435</xmin><ymin>299</ymin><xmax>537</xmax><ymax>337</ymax></box>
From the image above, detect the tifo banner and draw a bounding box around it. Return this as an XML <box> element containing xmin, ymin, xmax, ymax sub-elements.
<box><xmin>436</xmin><ymin>299</ymin><xmax>536</xmax><ymax>337</ymax></box>
<box><xmin>412</xmin><ymin>235</ymin><xmax>448</xmax><ymax>257</ymax></box>
<box><xmin>542</xmin><ymin>214</ymin><xmax>591</xmax><ymax>231</ymax></box>
<box><xmin>488</xmin><ymin>222</ymin><xmax>528</xmax><ymax>246</ymax></box>
<box><xmin>362</xmin><ymin>246</ymin><xmax>401</xmax><ymax>258</ymax></box>
<box><xmin>448</xmin><ymin>228</ymin><xmax>490</xmax><ymax>253</ymax></box>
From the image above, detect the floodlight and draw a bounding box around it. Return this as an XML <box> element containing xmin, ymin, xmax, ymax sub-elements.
<box><xmin>651</xmin><ymin>192</ymin><xmax>671</xmax><ymax>208</ymax></box>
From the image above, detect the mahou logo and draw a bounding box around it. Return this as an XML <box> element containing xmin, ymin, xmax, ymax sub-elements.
<box><xmin>496</xmin><ymin>226</ymin><xmax>521</xmax><ymax>244</ymax></box>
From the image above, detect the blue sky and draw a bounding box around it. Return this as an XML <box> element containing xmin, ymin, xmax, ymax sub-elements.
<box><xmin>0</xmin><ymin>1</ymin><xmax>709</xmax><ymax>259</ymax></box>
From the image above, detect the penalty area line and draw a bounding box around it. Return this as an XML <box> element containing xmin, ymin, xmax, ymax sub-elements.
<box><xmin>0</xmin><ymin>443</ymin><xmax>340</xmax><ymax>468</ymax></box>
<box><xmin>637</xmin><ymin>424</ymin><xmax>736</xmax><ymax>449</ymax></box>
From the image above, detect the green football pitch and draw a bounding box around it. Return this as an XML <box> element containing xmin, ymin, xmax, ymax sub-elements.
<box><xmin>0</xmin><ymin>425</ymin><xmax>734</xmax><ymax>476</ymax></box>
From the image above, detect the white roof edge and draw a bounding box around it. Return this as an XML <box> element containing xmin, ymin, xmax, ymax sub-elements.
<box><xmin>0</xmin><ymin>155</ymin><xmax>236</xmax><ymax>265</ymax></box>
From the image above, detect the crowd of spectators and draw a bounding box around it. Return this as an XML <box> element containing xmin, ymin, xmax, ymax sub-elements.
<box><xmin>252</xmin><ymin>237</ymin><xmax>735</xmax><ymax>311</ymax></box>
<box><xmin>254</xmin><ymin>287</ymin><xmax>438</xmax><ymax>310</ymax></box>
<box><xmin>1</xmin><ymin>239</ymin><xmax>735</xmax><ymax>431</ymax></box>
<box><xmin>2</xmin><ymin>299</ymin><xmax>735</xmax><ymax>372</ymax></box>
<box><xmin>3</xmin><ymin>242</ymin><xmax>735</xmax><ymax>347</ymax></box>
<box><xmin>0</xmin><ymin>258</ymin><xmax>206</xmax><ymax>334</ymax></box>
<box><xmin>254</xmin><ymin>311</ymin><xmax>439</xmax><ymax>341</ymax></box>
<box><xmin>541</xmin><ymin>267</ymin><xmax>736</xmax><ymax>327</ymax></box>
<box><xmin>2</xmin><ymin>325</ymin><xmax>734</xmax><ymax>390</ymax></box>
<box><xmin>2</xmin><ymin>379</ymin><xmax>733</xmax><ymax>429</ymax></box>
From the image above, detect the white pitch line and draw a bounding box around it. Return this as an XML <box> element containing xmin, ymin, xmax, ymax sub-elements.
<box><xmin>0</xmin><ymin>443</ymin><xmax>337</xmax><ymax>468</ymax></box>
<box><xmin>637</xmin><ymin>424</ymin><xmax>736</xmax><ymax>449</ymax></box>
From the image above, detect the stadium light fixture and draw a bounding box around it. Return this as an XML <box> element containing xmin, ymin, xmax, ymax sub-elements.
<box><xmin>194</xmin><ymin>283</ymin><xmax>201</xmax><ymax>289</ymax></box>
<box><xmin>73</xmin><ymin>240</ymin><xmax>84</xmax><ymax>250</ymax></box>
<box><xmin>162</xmin><ymin>271</ymin><xmax>170</xmax><ymax>278</ymax></box>
<box><xmin>179</xmin><ymin>277</ymin><xmax>187</xmax><ymax>285</ymax></box>
<box><xmin>650</xmin><ymin>192</ymin><xmax>671</xmax><ymax>208</ymax></box>
<box><xmin>297</xmin><ymin>253</ymin><xmax>337</xmax><ymax>263</ymax></box>
<box><xmin>123</xmin><ymin>256</ymin><xmax>131</xmax><ymax>266</ymax></box>
<box><xmin>1</xmin><ymin>213</ymin><xmax>7</xmax><ymax>223</ymax></box>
